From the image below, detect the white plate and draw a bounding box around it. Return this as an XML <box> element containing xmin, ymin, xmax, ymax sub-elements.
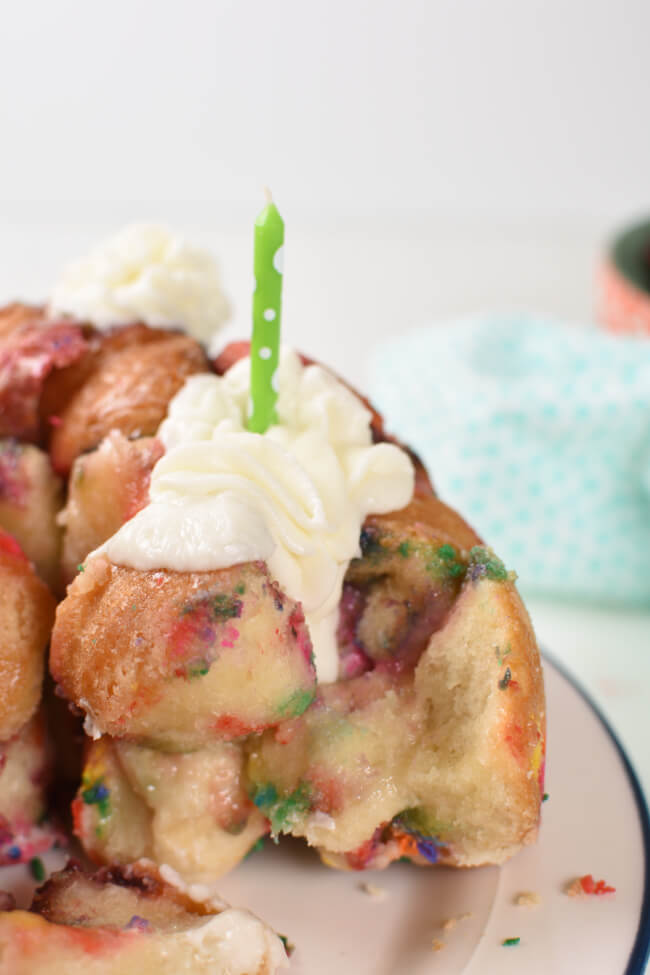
<box><xmin>2</xmin><ymin>655</ymin><xmax>649</xmax><ymax>974</ymax></box>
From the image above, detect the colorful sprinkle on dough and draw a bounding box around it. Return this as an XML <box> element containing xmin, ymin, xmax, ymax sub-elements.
<box><xmin>126</xmin><ymin>915</ymin><xmax>152</xmax><ymax>931</ymax></box>
<box><xmin>467</xmin><ymin>546</ymin><xmax>510</xmax><ymax>582</ymax></box>
<box><xmin>277</xmin><ymin>688</ymin><xmax>315</xmax><ymax>718</ymax></box>
<box><xmin>499</xmin><ymin>667</ymin><xmax>512</xmax><ymax>690</ymax></box>
<box><xmin>252</xmin><ymin>782</ymin><xmax>311</xmax><ymax>837</ymax></box>
<box><xmin>81</xmin><ymin>779</ymin><xmax>111</xmax><ymax>819</ymax></box>
<box><xmin>279</xmin><ymin>934</ymin><xmax>295</xmax><ymax>957</ymax></box>
<box><xmin>502</xmin><ymin>937</ymin><xmax>521</xmax><ymax>947</ymax></box>
<box><xmin>29</xmin><ymin>857</ymin><xmax>45</xmax><ymax>883</ymax></box>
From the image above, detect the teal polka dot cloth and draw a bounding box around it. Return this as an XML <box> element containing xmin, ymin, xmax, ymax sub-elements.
<box><xmin>368</xmin><ymin>316</ymin><xmax>650</xmax><ymax>607</ymax></box>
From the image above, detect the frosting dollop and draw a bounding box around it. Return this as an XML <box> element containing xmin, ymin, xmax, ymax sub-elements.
<box><xmin>49</xmin><ymin>224</ymin><xmax>230</xmax><ymax>341</ymax></box>
<box><xmin>98</xmin><ymin>349</ymin><xmax>414</xmax><ymax>682</ymax></box>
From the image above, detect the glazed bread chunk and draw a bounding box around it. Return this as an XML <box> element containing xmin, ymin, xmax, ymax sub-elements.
<box><xmin>0</xmin><ymin>529</ymin><xmax>55</xmax><ymax>741</ymax></box>
<box><xmin>0</xmin><ymin>440</ymin><xmax>63</xmax><ymax>590</ymax></box>
<box><xmin>60</xmin><ymin>432</ymin><xmax>163</xmax><ymax>584</ymax></box>
<box><xmin>0</xmin><ymin>713</ymin><xmax>56</xmax><ymax>865</ymax></box>
<box><xmin>0</xmin><ymin>861</ymin><xmax>288</xmax><ymax>974</ymax></box>
<box><xmin>51</xmin><ymin>558</ymin><xmax>316</xmax><ymax>751</ymax></box>
<box><xmin>48</xmin><ymin>325</ymin><xmax>209</xmax><ymax>475</ymax></box>
<box><xmin>73</xmin><ymin>737</ymin><xmax>268</xmax><ymax>884</ymax></box>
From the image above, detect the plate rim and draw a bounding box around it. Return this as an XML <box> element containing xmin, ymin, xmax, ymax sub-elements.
<box><xmin>543</xmin><ymin>649</ymin><xmax>650</xmax><ymax>975</ymax></box>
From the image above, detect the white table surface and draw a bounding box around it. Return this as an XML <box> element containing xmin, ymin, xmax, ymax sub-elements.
<box><xmin>1</xmin><ymin>211</ymin><xmax>649</xmax><ymax>966</ymax></box>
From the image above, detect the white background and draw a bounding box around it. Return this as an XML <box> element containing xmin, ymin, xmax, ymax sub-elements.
<box><xmin>0</xmin><ymin>0</ymin><xmax>648</xmax><ymax>223</ymax></box>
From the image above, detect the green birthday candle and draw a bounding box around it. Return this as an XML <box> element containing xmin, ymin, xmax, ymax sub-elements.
<box><xmin>249</xmin><ymin>191</ymin><xmax>284</xmax><ymax>433</ymax></box>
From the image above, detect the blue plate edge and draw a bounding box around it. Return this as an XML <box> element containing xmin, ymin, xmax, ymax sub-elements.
<box><xmin>542</xmin><ymin>649</ymin><xmax>650</xmax><ymax>975</ymax></box>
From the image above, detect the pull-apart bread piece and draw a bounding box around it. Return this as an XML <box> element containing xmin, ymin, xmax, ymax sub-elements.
<box><xmin>50</xmin><ymin>343</ymin><xmax>545</xmax><ymax>884</ymax></box>
<box><xmin>0</xmin><ymin>224</ymin><xmax>230</xmax><ymax>481</ymax></box>
<box><xmin>0</xmin><ymin>225</ymin><xmax>228</xmax><ymax>590</ymax></box>
<box><xmin>0</xmin><ymin>528</ymin><xmax>57</xmax><ymax>864</ymax></box>
<box><xmin>0</xmin><ymin>308</ymin><xmax>209</xmax><ymax>477</ymax></box>
<box><xmin>0</xmin><ymin>439</ymin><xmax>63</xmax><ymax>591</ymax></box>
<box><xmin>0</xmin><ymin>860</ymin><xmax>288</xmax><ymax>974</ymax></box>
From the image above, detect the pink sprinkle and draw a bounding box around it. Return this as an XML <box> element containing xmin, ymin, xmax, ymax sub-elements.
<box><xmin>221</xmin><ymin>625</ymin><xmax>239</xmax><ymax>649</ymax></box>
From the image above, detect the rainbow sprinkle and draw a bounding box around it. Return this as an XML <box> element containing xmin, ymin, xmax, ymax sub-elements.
<box><xmin>29</xmin><ymin>857</ymin><xmax>45</xmax><ymax>883</ymax></box>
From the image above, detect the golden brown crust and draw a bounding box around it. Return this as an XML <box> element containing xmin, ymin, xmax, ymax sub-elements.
<box><xmin>0</xmin><ymin>303</ymin><xmax>46</xmax><ymax>340</ymax></box>
<box><xmin>0</xmin><ymin>320</ymin><xmax>89</xmax><ymax>442</ymax></box>
<box><xmin>48</xmin><ymin>326</ymin><xmax>209</xmax><ymax>475</ymax></box>
<box><xmin>364</xmin><ymin>494</ymin><xmax>481</xmax><ymax>552</ymax></box>
<box><xmin>0</xmin><ymin>532</ymin><xmax>55</xmax><ymax>740</ymax></box>
<box><xmin>60</xmin><ymin>433</ymin><xmax>163</xmax><ymax>585</ymax></box>
<box><xmin>51</xmin><ymin>557</ymin><xmax>316</xmax><ymax>751</ymax></box>
<box><xmin>0</xmin><ymin>441</ymin><xmax>63</xmax><ymax>591</ymax></box>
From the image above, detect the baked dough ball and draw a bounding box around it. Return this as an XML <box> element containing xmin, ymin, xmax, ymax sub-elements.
<box><xmin>73</xmin><ymin>736</ymin><xmax>268</xmax><ymax>883</ymax></box>
<box><xmin>0</xmin><ymin>860</ymin><xmax>288</xmax><ymax>974</ymax></box>
<box><xmin>0</xmin><ymin>529</ymin><xmax>55</xmax><ymax>741</ymax></box>
<box><xmin>60</xmin><ymin>433</ymin><xmax>163</xmax><ymax>585</ymax></box>
<box><xmin>0</xmin><ymin>713</ymin><xmax>56</xmax><ymax>866</ymax></box>
<box><xmin>247</xmin><ymin>512</ymin><xmax>545</xmax><ymax>869</ymax></box>
<box><xmin>47</xmin><ymin>324</ymin><xmax>209</xmax><ymax>475</ymax></box>
<box><xmin>0</xmin><ymin>440</ymin><xmax>63</xmax><ymax>590</ymax></box>
<box><xmin>51</xmin><ymin>557</ymin><xmax>316</xmax><ymax>751</ymax></box>
<box><xmin>0</xmin><ymin>302</ymin><xmax>46</xmax><ymax>340</ymax></box>
<box><xmin>0</xmin><ymin>314</ymin><xmax>88</xmax><ymax>443</ymax></box>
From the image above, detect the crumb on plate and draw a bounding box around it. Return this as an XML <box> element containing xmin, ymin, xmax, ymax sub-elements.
<box><xmin>359</xmin><ymin>882</ymin><xmax>388</xmax><ymax>901</ymax></box>
<box><xmin>441</xmin><ymin>912</ymin><xmax>472</xmax><ymax>932</ymax></box>
<box><xmin>514</xmin><ymin>891</ymin><xmax>541</xmax><ymax>908</ymax></box>
<box><xmin>565</xmin><ymin>874</ymin><xmax>616</xmax><ymax>897</ymax></box>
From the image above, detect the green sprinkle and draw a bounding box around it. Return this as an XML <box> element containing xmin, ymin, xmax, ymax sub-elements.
<box><xmin>212</xmin><ymin>594</ymin><xmax>242</xmax><ymax>620</ymax></box>
<box><xmin>447</xmin><ymin>561</ymin><xmax>465</xmax><ymax>578</ymax></box>
<box><xmin>81</xmin><ymin>780</ymin><xmax>111</xmax><ymax>819</ymax></box>
<box><xmin>499</xmin><ymin>667</ymin><xmax>512</xmax><ymax>690</ymax></box>
<box><xmin>398</xmin><ymin>541</ymin><xmax>411</xmax><ymax>558</ymax></box>
<box><xmin>279</xmin><ymin>934</ymin><xmax>294</xmax><ymax>956</ymax></box>
<box><xmin>235</xmin><ymin>583</ymin><xmax>246</xmax><ymax>595</ymax></box>
<box><xmin>502</xmin><ymin>937</ymin><xmax>520</xmax><ymax>947</ymax></box>
<box><xmin>495</xmin><ymin>644</ymin><xmax>512</xmax><ymax>666</ymax></box>
<box><xmin>421</xmin><ymin>543</ymin><xmax>465</xmax><ymax>581</ymax></box>
<box><xmin>77</xmin><ymin>563</ymin><xmax>85</xmax><ymax>573</ymax></box>
<box><xmin>543</xmin><ymin>792</ymin><xmax>549</xmax><ymax>802</ymax></box>
<box><xmin>277</xmin><ymin>687</ymin><xmax>314</xmax><ymax>718</ymax></box>
<box><xmin>467</xmin><ymin>546</ymin><xmax>509</xmax><ymax>582</ymax></box>
<box><xmin>29</xmin><ymin>857</ymin><xmax>45</xmax><ymax>883</ymax></box>
<box><xmin>437</xmin><ymin>544</ymin><xmax>457</xmax><ymax>561</ymax></box>
<box><xmin>252</xmin><ymin>782</ymin><xmax>311</xmax><ymax>836</ymax></box>
<box><xmin>186</xmin><ymin>660</ymin><xmax>210</xmax><ymax>678</ymax></box>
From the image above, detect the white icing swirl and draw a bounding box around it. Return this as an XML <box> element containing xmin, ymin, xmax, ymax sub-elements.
<box><xmin>49</xmin><ymin>224</ymin><xmax>230</xmax><ymax>341</ymax></box>
<box><xmin>98</xmin><ymin>349</ymin><xmax>414</xmax><ymax>682</ymax></box>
